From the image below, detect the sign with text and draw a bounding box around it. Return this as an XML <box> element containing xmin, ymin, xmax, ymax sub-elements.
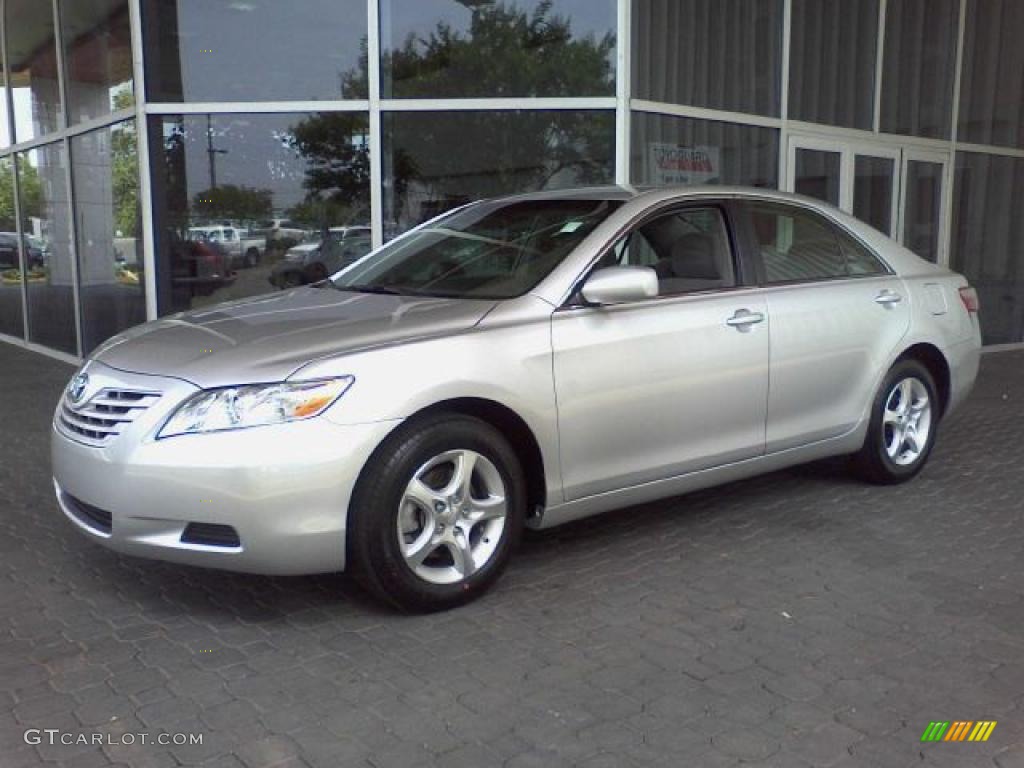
<box><xmin>648</xmin><ymin>143</ymin><xmax>720</xmax><ymax>186</ymax></box>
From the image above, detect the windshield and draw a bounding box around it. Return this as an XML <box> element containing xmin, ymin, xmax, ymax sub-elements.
<box><xmin>331</xmin><ymin>198</ymin><xmax>621</xmax><ymax>299</ymax></box>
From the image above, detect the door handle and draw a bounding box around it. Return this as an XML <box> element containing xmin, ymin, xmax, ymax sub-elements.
<box><xmin>726</xmin><ymin>309</ymin><xmax>765</xmax><ymax>329</ymax></box>
<box><xmin>875</xmin><ymin>290</ymin><xmax>903</xmax><ymax>306</ymax></box>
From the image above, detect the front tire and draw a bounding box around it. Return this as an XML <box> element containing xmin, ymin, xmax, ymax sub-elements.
<box><xmin>348</xmin><ymin>414</ymin><xmax>525</xmax><ymax>612</ymax></box>
<box><xmin>853</xmin><ymin>359</ymin><xmax>939</xmax><ymax>484</ymax></box>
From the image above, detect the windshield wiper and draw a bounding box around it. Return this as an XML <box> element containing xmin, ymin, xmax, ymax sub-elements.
<box><xmin>340</xmin><ymin>284</ymin><xmax>404</xmax><ymax>295</ymax></box>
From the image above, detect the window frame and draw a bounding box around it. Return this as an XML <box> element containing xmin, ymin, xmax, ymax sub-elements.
<box><xmin>562</xmin><ymin>199</ymin><xmax>756</xmax><ymax>308</ymax></box>
<box><xmin>733</xmin><ymin>199</ymin><xmax>895</xmax><ymax>288</ymax></box>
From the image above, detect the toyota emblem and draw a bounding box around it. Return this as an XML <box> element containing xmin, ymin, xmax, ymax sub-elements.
<box><xmin>68</xmin><ymin>372</ymin><xmax>89</xmax><ymax>404</ymax></box>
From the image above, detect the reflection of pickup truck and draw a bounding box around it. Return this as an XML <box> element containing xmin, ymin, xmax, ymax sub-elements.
<box><xmin>187</xmin><ymin>226</ymin><xmax>264</xmax><ymax>268</ymax></box>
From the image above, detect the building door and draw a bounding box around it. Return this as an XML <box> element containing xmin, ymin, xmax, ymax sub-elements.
<box><xmin>785</xmin><ymin>135</ymin><xmax>949</xmax><ymax>264</ymax></box>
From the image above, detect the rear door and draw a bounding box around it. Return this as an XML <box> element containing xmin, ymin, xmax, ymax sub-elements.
<box><xmin>551</xmin><ymin>203</ymin><xmax>770</xmax><ymax>501</ymax></box>
<box><xmin>737</xmin><ymin>200</ymin><xmax>911</xmax><ymax>452</ymax></box>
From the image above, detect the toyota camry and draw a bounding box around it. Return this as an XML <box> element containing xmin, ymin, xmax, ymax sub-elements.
<box><xmin>51</xmin><ymin>187</ymin><xmax>981</xmax><ymax>611</ymax></box>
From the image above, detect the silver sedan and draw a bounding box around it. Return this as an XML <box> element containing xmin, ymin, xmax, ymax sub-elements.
<box><xmin>51</xmin><ymin>187</ymin><xmax>981</xmax><ymax>611</ymax></box>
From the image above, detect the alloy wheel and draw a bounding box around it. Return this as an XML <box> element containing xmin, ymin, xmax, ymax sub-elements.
<box><xmin>882</xmin><ymin>377</ymin><xmax>932</xmax><ymax>466</ymax></box>
<box><xmin>396</xmin><ymin>449</ymin><xmax>507</xmax><ymax>585</ymax></box>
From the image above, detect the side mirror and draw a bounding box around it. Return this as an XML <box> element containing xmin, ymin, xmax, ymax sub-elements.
<box><xmin>580</xmin><ymin>266</ymin><xmax>658</xmax><ymax>306</ymax></box>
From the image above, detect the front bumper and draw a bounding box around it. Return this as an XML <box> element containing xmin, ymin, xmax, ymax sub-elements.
<box><xmin>52</xmin><ymin>363</ymin><xmax>399</xmax><ymax>575</ymax></box>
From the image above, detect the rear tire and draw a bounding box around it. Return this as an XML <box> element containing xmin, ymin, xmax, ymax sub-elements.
<box><xmin>853</xmin><ymin>359</ymin><xmax>939</xmax><ymax>484</ymax></box>
<box><xmin>348</xmin><ymin>414</ymin><xmax>525</xmax><ymax>612</ymax></box>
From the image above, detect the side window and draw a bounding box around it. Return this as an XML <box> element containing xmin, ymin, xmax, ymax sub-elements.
<box><xmin>749</xmin><ymin>203</ymin><xmax>847</xmax><ymax>283</ymax></box>
<box><xmin>837</xmin><ymin>229</ymin><xmax>888</xmax><ymax>275</ymax></box>
<box><xmin>604</xmin><ymin>207</ymin><xmax>737</xmax><ymax>296</ymax></box>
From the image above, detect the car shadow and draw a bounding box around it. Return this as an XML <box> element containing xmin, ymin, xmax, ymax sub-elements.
<box><xmin>70</xmin><ymin>456</ymin><xmax>863</xmax><ymax>621</ymax></box>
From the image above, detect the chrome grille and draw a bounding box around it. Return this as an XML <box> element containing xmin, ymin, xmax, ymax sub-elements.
<box><xmin>59</xmin><ymin>388</ymin><xmax>161</xmax><ymax>446</ymax></box>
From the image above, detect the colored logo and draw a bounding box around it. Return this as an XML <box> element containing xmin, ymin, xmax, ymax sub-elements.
<box><xmin>921</xmin><ymin>721</ymin><xmax>997</xmax><ymax>742</ymax></box>
<box><xmin>68</xmin><ymin>373</ymin><xmax>89</xmax><ymax>404</ymax></box>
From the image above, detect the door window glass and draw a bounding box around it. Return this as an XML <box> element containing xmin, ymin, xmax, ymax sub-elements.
<box><xmin>606</xmin><ymin>207</ymin><xmax>736</xmax><ymax>296</ymax></box>
<box><xmin>853</xmin><ymin>155</ymin><xmax>896</xmax><ymax>235</ymax></box>
<box><xmin>904</xmin><ymin>160</ymin><xmax>944</xmax><ymax>262</ymax></box>
<box><xmin>794</xmin><ymin>148</ymin><xmax>841</xmax><ymax>206</ymax></box>
<box><xmin>749</xmin><ymin>203</ymin><xmax>847</xmax><ymax>283</ymax></box>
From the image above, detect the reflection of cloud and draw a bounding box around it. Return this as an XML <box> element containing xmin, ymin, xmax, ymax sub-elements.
<box><xmin>229</xmin><ymin>2</ymin><xmax>255</xmax><ymax>10</ymax></box>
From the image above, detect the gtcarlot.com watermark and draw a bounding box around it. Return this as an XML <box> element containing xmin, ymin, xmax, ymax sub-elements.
<box><xmin>24</xmin><ymin>728</ymin><xmax>203</xmax><ymax>747</ymax></box>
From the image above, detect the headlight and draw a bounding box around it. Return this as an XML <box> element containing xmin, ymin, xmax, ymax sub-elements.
<box><xmin>158</xmin><ymin>377</ymin><xmax>353</xmax><ymax>438</ymax></box>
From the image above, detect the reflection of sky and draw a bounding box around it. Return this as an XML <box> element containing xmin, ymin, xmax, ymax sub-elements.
<box><xmin>171</xmin><ymin>0</ymin><xmax>367</xmax><ymax>100</ymax></box>
<box><xmin>382</xmin><ymin>0</ymin><xmax>617</xmax><ymax>49</ymax></box>
<box><xmin>179</xmin><ymin>114</ymin><xmax>328</xmax><ymax>213</ymax></box>
<box><xmin>12</xmin><ymin>90</ymin><xmax>42</xmax><ymax>143</ymax></box>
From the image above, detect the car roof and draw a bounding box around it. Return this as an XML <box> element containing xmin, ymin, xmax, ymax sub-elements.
<box><xmin>492</xmin><ymin>184</ymin><xmax>841</xmax><ymax>207</ymax></box>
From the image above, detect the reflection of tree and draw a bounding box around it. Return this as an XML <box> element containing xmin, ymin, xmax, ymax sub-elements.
<box><xmin>283</xmin><ymin>113</ymin><xmax>371</xmax><ymax>229</ymax></box>
<box><xmin>1</xmin><ymin>160</ymin><xmax>42</xmax><ymax>230</ymax></box>
<box><xmin>386</xmin><ymin>0</ymin><xmax>615</xmax><ymax>98</ymax></box>
<box><xmin>192</xmin><ymin>183</ymin><xmax>273</xmax><ymax>224</ymax></box>
<box><xmin>111</xmin><ymin>120</ymin><xmax>140</xmax><ymax>236</ymax></box>
<box><xmin>288</xmin><ymin>2</ymin><xmax>616</xmax><ymax>233</ymax></box>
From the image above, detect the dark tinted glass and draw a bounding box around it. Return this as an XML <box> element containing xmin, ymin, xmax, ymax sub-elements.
<box><xmin>142</xmin><ymin>0</ymin><xmax>368</xmax><ymax>102</ymax></box>
<box><xmin>633</xmin><ymin>0</ymin><xmax>783</xmax><ymax>116</ymax></box>
<box><xmin>19</xmin><ymin>144</ymin><xmax>77</xmax><ymax>354</ymax></box>
<box><xmin>904</xmin><ymin>160</ymin><xmax>944</xmax><ymax>263</ymax></box>
<box><xmin>382</xmin><ymin>0</ymin><xmax>616</xmax><ymax>98</ymax></box>
<box><xmin>0</xmin><ymin>157</ymin><xmax>23</xmax><ymax>338</ymax></box>
<box><xmin>631</xmin><ymin>112</ymin><xmax>779</xmax><ymax>189</ymax></box>
<box><xmin>336</xmin><ymin>199</ymin><xmax>620</xmax><ymax>299</ymax></box>
<box><xmin>7</xmin><ymin>0</ymin><xmax>62</xmax><ymax>141</ymax></box>
<box><xmin>794</xmin><ymin>149</ymin><xmax>840</xmax><ymax>207</ymax></box>
<box><xmin>149</xmin><ymin>112</ymin><xmax>370</xmax><ymax>313</ymax></box>
<box><xmin>853</xmin><ymin>155</ymin><xmax>895</xmax><ymax>235</ymax></box>
<box><xmin>952</xmin><ymin>152</ymin><xmax>1024</xmax><ymax>343</ymax></box>
<box><xmin>72</xmin><ymin>122</ymin><xmax>146</xmax><ymax>354</ymax></box>
<box><xmin>880</xmin><ymin>0</ymin><xmax>958</xmax><ymax>139</ymax></box>
<box><xmin>958</xmin><ymin>0</ymin><xmax>1024</xmax><ymax>148</ymax></box>
<box><xmin>61</xmin><ymin>0</ymin><xmax>135</xmax><ymax>124</ymax></box>
<box><xmin>789</xmin><ymin>0</ymin><xmax>879</xmax><ymax>130</ymax></box>
<box><xmin>382</xmin><ymin>111</ymin><xmax>615</xmax><ymax>237</ymax></box>
<box><xmin>748</xmin><ymin>203</ymin><xmax>847</xmax><ymax>283</ymax></box>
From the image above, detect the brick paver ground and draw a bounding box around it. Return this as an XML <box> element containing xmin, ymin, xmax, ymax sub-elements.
<box><xmin>2</xmin><ymin>342</ymin><xmax>1023</xmax><ymax>768</ymax></box>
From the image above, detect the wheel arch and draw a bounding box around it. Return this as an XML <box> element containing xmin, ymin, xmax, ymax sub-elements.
<box><xmin>897</xmin><ymin>342</ymin><xmax>952</xmax><ymax>416</ymax></box>
<box><xmin>404</xmin><ymin>397</ymin><xmax>548</xmax><ymax>521</ymax></box>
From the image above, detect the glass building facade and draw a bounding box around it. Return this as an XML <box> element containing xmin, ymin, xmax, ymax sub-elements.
<box><xmin>2</xmin><ymin>0</ymin><xmax>1024</xmax><ymax>359</ymax></box>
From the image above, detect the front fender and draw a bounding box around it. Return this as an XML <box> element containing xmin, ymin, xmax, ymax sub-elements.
<box><xmin>297</xmin><ymin>316</ymin><xmax>563</xmax><ymax>506</ymax></box>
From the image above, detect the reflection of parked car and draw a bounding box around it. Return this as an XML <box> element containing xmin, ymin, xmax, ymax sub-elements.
<box><xmin>169</xmin><ymin>230</ymin><xmax>235</xmax><ymax>296</ymax></box>
<box><xmin>187</xmin><ymin>225</ymin><xmax>264</xmax><ymax>268</ymax></box>
<box><xmin>262</xmin><ymin>219</ymin><xmax>307</xmax><ymax>247</ymax></box>
<box><xmin>0</xmin><ymin>232</ymin><xmax>45</xmax><ymax>269</ymax></box>
<box><xmin>269</xmin><ymin>230</ymin><xmax>372</xmax><ymax>288</ymax></box>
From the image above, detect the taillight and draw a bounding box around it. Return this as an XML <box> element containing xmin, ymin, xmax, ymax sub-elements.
<box><xmin>959</xmin><ymin>286</ymin><xmax>980</xmax><ymax>314</ymax></box>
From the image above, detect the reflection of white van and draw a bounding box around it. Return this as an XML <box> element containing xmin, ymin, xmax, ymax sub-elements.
<box><xmin>268</xmin><ymin>219</ymin><xmax>307</xmax><ymax>243</ymax></box>
<box><xmin>187</xmin><ymin>226</ymin><xmax>264</xmax><ymax>268</ymax></box>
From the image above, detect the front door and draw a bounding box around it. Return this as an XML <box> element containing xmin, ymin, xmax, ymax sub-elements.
<box><xmin>551</xmin><ymin>204</ymin><xmax>770</xmax><ymax>501</ymax></box>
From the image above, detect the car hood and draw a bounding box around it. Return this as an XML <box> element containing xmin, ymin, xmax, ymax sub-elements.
<box><xmin>92</xmin><ymin>287</ymin><xmax>497</xmax><ymax>388</ymax></box>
